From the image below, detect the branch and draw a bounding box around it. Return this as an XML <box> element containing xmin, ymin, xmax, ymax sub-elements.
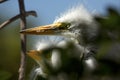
<box><xmin>0</xmin><ymin>0</ymin><xmax>8</xmax><ymax>3</ymax></box>
<box><xmin>0</xmin><ymin>11</ymin><xmax>37</xmax><ymax>29</ymax></box>
<box><xmin>18</xmin><ymin>0</ymin><xmax>27</xmax><ymax>80</ymax></box>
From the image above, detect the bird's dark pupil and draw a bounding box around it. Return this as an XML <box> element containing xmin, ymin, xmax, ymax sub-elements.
<box><xmin>59</xmin><ymin>23</ymin><xmax>70</xmax><ymax>30</ymax></box>
<box><xmin>59</xmin><ymin>26</ymin><xmax>66</xmax><ymax>30</ymax></box>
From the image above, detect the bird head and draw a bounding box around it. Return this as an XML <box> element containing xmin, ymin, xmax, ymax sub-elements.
<box><xmin>20</xmin><ymin>6</ymin><xmax>98</xmax><ymax>44</ymax></box>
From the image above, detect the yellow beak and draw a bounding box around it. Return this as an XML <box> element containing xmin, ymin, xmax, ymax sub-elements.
<box><xmin>27</xmin><ymin>49</ymin><xmax>51</xmax><ymax>63</ymax></box>
<box><xmin>20</xmin><ymin>22</ymin><xmax>67</xmax><ymax>35</ymax></box>
<box><xmin>27</xmin><ymin>50</ymin><xmax>42</xmax><ymax>62</ymax></box>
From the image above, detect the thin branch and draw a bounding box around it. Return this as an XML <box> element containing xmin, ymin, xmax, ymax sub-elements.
<box><xmin>18</xmin><ymin>0</ymin><xmax>26</xmax><ymax>80</ymax></box>
<box><xmin>0</xmin><ymin>11</ymin><xmax>37</xmax><ymax>29</ymax></box>
<box><xmin>0</xmin><ymin>0</ymin><xmax>37</xmax><ymax>80</ymax></box>
<box><xmin>0</xmin><ymin>0</ymin><xmax>8</xmax><ymax>3</ymax></box>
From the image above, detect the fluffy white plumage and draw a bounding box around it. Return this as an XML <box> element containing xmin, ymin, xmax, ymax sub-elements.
<box><xmin>54</xmin><ymin>5</ymin><xmax>93</xmax><ymax>25</ymax></box>
<box><xmin>54</xmin><ymin>5</ymin><xmax>98</xmax><ymax>44</ymax></box>
<box><xmin>33</xmin><ymin>4</ymin><xmax>98</xmax><ymax>69</ymax></box>
<box><xmin>29</xmin><ymin>5</ymin><xmax>98</xmax><ymax>79</ymax></box>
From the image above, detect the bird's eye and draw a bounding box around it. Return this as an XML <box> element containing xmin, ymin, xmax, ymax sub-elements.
<box><xmin>59</xmin><ymin>26</ymin><xmax>66</xmax><ymax>30</ymax></box>
<box><xmin>59</xmin><ymin>23</ymin><xmax>71</xmax><ymax>30</ymax></box>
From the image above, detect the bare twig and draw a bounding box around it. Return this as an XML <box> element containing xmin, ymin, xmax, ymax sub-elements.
<box><xmin>0</xmin><ymin>11</ymin><xmax>37</xmax><ymax>29</ymax></box>
<box><xmin>18</xmin><ymin>0</ymin><xmax>26</xmax><ymax>80</ymax></box>
<box><xmin>0</xmin><ymin>0</ymin><xmax>8</xmax><ymax>3</ymax></box>
<box><xmin>0</xmin><ymin>0</ymin><xmax>37</xmax><ymax>80</ymax></box>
